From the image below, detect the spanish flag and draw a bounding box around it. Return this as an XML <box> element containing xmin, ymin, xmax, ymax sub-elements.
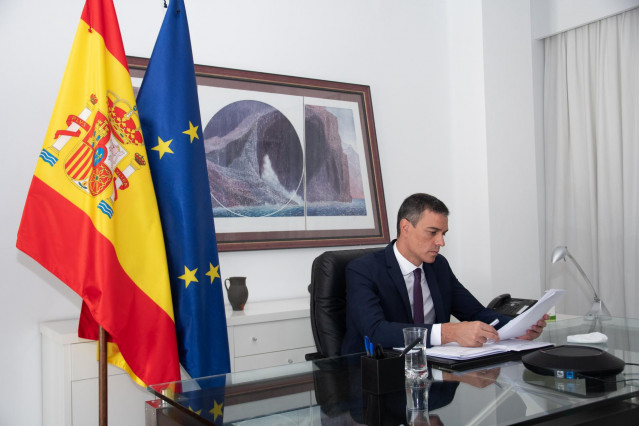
<box><xmin>16</xmin><ymin>0</ymin><xmax>180</xmax><ymax>387</ymax></box>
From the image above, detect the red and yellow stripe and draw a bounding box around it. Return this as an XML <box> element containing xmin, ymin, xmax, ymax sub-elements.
<box><xmin>17</xmin><ymin>0</ymin><xmax>179</xmax><ymax>386</ymax></box>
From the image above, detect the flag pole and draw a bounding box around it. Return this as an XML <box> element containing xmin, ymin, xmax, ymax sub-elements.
<box><xmin>99</xmin><ymin>326</ymin><xmax>108</xmax><ymax>426</ymax></box>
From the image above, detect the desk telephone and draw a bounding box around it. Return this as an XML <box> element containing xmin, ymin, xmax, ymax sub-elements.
<box><xmin>487</xmin><ymin>293</ymin><xmax>537</xmax><ymax>317</ymax></box>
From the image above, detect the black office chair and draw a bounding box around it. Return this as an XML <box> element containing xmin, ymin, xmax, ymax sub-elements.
<box><xmin>305</xmin><ymin>248</ymin><xmax>516</xmax><ymax>361</ymax></box>
<box><xmin>306</xmin><ymin>247</ymin><xmax>380</xmax><ymax>360</ymax></box>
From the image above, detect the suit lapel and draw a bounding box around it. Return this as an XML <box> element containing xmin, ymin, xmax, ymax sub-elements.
<box><xmin>384</xmin><ymin>244</ymin><xmax>413</xmax><ymax>320</ymax></box>
<box><xmin>423</xmin><ymin>261</ymin><xmax>445</xmax><ymax>322</ymax></box>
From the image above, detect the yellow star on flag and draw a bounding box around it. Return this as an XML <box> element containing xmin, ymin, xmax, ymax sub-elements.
<box><xmin>206</xmin><ymin>262</ymin><xmax>220</xmax><ymax>284</ymax></box>
<box><xmin>188</xmin><ymin>406</ymin><xmax>202</xmax><ymax>415</ymax></box>
<box><xmin>178</xmin><ymin>266</ymin><xmax>198</xmax><ymax>289</ymax></box>
<box><xmin>210</xmin><ymin>400</ymin><xmax>224</xmax><ymax>422</ymax></box>
<box><xmin>183</xmin><ymin>121</ymin><xmax>200</xmax><ymax>143</ymax></box>
<box><xmin>152</xmin><ymin>136</ymin><xmax>174</xmax><ymax>159</ymax></box>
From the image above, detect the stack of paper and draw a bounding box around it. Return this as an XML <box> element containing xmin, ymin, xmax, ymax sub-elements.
<box><xmin>497</xmin><ymin>289</ymin><xmax>565</xmax><ymax>340</ymax></box>
<box><xmin>427</xmin><ymin>339</ymin><xmax>552</xmax><ymax>360</ymax></box>
<box><xmin>394</xmin><ymin>289</ymin><xmax>564</xmax><ymax>361</ymax></box>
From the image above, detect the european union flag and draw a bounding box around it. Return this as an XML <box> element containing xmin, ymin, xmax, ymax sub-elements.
<box><xmin>178</xmin><ymin>376</ymin><xmax>227</xmax><ymax>425</ymax></box>
<box><xmin>137</xmin><ymin>0</ymin><xmax>231</xmax><ymax>379</ymax></box>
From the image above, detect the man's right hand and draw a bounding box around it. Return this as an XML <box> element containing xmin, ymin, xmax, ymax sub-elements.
<box><xmin>443</xmin><ymin>367</ymin><xmax>501</xmax><ymax>388</ymax></box>
<box><xmin>441</xmin><ymin>321</ymin><xmax>500</xmax><ymax>347</ymax></box>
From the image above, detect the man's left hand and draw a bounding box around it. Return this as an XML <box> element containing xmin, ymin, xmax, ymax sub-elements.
<box><xmin>516</xmin><ymin>314</ymin><xmax>549</xmax><ymax>340</ymax></box>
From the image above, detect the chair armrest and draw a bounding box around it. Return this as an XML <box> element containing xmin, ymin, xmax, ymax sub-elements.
<box><xmin>305</xmin><ymin>351</ymin><xmax>324</xmax><ymax>361</ymax></box>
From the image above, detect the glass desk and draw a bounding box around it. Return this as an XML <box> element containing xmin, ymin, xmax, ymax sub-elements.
<box><xmin>146</xmin><ymin>317</ymin><xmax>639</xmax><ymax>425</ymax></box>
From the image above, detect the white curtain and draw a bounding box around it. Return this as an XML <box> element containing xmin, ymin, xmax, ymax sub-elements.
<box><xmin>544</xmin><ymin>8</ymin><xmax>639</xmax><ymax>318</ymax></box>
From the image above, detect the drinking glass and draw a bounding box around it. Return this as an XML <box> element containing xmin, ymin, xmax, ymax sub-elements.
<box><xmin>403</xmin><ymin>327</ymin><xmax>428</xmax><ymax>380</ymax></box>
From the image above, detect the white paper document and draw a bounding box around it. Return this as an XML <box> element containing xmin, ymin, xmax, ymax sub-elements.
<box><xmin>497</xmin><ymin>289</ymin><xmax>565</xmax><ymax>340</ymax></box>
<box><xmin>392</xmin><ymin>289</ymin><xmax>564</xmax><ymax>361</ymax></box>
<box><xmin>425</xmin><ymin>339</ymin><xmax>552</xmax><ymax>360</ymax></box>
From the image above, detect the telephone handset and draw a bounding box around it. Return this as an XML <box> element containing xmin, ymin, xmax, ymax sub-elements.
<box><xmin>487</xmin><ymin>293</ymin><xmax>537</xmax><ymax>317</ymax></box>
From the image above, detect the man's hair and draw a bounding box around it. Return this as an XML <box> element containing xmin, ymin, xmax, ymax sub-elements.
<box><xmin>396</xmin><ymin>193</ymin><xmax>449</xmax><ymax>236</ymax></box>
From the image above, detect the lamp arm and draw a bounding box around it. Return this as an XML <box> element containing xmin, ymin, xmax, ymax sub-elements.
<box><xmin>565</xmin><ymin>252</ymin><xmax>600</xmax><ymax>301</ymax></box>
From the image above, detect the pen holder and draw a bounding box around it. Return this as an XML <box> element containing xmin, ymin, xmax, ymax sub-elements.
<box><xmin>361</xmin><ymin>353</ymin><xmax>405</xmax><ymax>394</ymax></box>
<box><xmin>362</xmin><ymin>388</ymin><xmax>406</xmax><ymax>426</ymax></box>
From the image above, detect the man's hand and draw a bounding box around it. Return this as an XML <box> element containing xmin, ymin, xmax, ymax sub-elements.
<box><xmin>443</xmin><ymin>367</ymin><xmax>501</xmax><ymax>388</ymax></box>
<box><xmin>441</xmin><ymin>321</ymin><xmax>500</xmax><ymax>347</ymax></box>
<box><xmin>516</xmin><ymin>314</ymin><xmax>550</xmax><ymax>340</ymax></box>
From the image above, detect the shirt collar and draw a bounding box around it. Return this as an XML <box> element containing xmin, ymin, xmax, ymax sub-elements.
<box><xmin>393</xmin><ymin>241</ymin><xmax>422</xmax><ymax>277</ymax></box>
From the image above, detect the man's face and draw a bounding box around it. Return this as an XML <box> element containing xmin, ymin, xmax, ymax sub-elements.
<box><xmin>398</xmin><ymin>209</ymin><xmax>448</xmax><ymax>265</ymax></box>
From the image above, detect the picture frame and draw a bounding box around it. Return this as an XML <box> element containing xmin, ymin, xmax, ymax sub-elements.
<box><xmin>128</xmin><ymin>56</ymin><xmax>389</xmax><ymax>251</ymax></box>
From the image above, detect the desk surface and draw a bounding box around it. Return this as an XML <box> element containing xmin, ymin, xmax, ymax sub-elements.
<box><xmin>147</xmin><ymin>317</ymin><xmax>639</xmax><ymax>425</ymax></box>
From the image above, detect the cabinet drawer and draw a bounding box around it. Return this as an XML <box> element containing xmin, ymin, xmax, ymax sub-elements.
<box><xmin>234</xmin><ymin>318</ymin><xmax>314</xmax><ymax>357</ymax></box>
<box><xmin>234</xmin><ymin>346</ymin><xmax>316</xmax><ymax>372</ymax></box>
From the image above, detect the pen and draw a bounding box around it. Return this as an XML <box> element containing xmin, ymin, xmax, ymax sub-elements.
<box><xmin>365</xmin><ymin>336</ymin><xmax>371</xmax><ymax>356</ymax></box>
<box><xmin>399</xmin><ymin>336</ymin><xmax>422</xmax><ymax>358</ymax></box>
<box><xmin>374</xmin><ymin>343</ymin><xmax>385</xmax><ymax>359</ymax></box>
<box><xmin>486</xmin><ymin>319</ymin><xmax>500</xmax><ymax>344</ymax></box>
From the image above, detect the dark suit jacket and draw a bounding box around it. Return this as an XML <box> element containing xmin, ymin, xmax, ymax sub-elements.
<box><xmin>341</xmin><ymin>241</ymin><xmax>511</xmax><ymax>355</ymax></box>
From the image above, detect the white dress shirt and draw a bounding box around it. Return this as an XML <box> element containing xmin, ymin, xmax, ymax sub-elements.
<box><xmin>393</xmin><ymin>242</ymin><xmax>442</xmax><ymax>345</ymax></box>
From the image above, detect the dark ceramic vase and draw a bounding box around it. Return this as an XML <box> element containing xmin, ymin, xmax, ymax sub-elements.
<box><xmin>224</xmin><ymin>277</ymin><xmax>248</xmax><ymax>311</ymax></box>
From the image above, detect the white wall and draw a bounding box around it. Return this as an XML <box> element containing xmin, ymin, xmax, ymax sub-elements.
<box><xmin>482</xmin><ymin>0</ymin><xmax>542</xmax><ymax>297</ymax></box>
<box><xmin>531</xmin><ymin>0</ymin><xmax>639</xmax><ymax>39</ymax></box>
<box><xmin>443</xmin><ymin>0</ymin><xmax>543</xmax><ymax>299</ymax></box>
<box><xmin>446</xmin><ymin>1</ymin><xmax>494</xmax><ymax>294</ymax></box>
<box><xmin>0</xmin><ymin>0</ymin><xmax>626</xmax><ymax>424</ymax></box>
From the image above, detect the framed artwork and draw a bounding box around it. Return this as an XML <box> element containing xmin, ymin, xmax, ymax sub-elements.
<box><xmin>128</xmin><ymin>56</ymin><xmax>389</xmax><ymax>251</ymax></box>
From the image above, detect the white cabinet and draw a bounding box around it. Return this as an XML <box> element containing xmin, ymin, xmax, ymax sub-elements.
<box><xmin>40</xmin><ymin>320</ymin><xmax>150</xmax><ymax>426</ymax></box>
<box><xmin>41</xmin><ymin>297</ymin><xmax>313</xmax><ymax>426</ymax></box>
<box><xmin>226</xmin><ymin>297</ymin><xmax>315</xmax><ymax>371</ymax></box>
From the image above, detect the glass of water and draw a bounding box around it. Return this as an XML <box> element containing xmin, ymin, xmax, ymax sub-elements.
<box><xmin>403</xmin><ymin>327</ymin><xmax>429</xmax><ymax>380</ymax></box>
<box><xmin>406</xmin><ymin>379</ymin><xmax>431</xmax><ymax>425</ymax></box>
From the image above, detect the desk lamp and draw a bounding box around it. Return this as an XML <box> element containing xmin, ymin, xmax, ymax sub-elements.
<box><xmin>551</xmin><ymin>246</ymin><xmax>611</xmax><ymax>320</ymax></box>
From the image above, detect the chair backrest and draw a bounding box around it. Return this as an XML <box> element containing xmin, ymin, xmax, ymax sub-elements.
<box><xmin>309</xmin><ymin>248</ymin><xmax>380</xmax><ymax>358</ymax></box>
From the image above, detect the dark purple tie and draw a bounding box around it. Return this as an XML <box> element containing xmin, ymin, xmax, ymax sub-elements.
<box><xmin>413</xmin><ymin>267</ymin><xmax>424</xmax><ymax>324</ymax></box>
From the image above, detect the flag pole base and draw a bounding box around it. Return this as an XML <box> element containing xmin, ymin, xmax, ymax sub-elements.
<box><xmin>99</xmin><ymin>326</ymin><xmax>108</xmax><ymax>426</ymax></box>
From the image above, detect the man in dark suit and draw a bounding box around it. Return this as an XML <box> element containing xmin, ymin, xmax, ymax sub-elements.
<box><xmin>341</xmin><ymin>193</ymin><xmax>548</xmax><ymax>354</ymax></box>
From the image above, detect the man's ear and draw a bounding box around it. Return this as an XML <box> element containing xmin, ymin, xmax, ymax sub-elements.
<box><xmin>399</xmin><ymin>218</ymin><xmax>411</xmax><ymax>235</ymax></box>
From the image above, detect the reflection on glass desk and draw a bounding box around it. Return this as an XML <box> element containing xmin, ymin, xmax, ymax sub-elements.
<box><xmin>146</xmin><ymin>317</ymin><xmax>639</xmax><ymax>425</ymax></box>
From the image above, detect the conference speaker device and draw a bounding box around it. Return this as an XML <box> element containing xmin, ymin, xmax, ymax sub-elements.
<box><xmin>522</xmin><ymin>345</ymin><xmax>625</xmax><ymax>379</ymax></box>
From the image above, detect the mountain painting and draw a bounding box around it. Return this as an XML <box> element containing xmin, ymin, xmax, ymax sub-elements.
<box><xmin>203</xmin><ymin>100</ymin><xmax>366</xmax><ymax>218</ymax></box>
<box><xmin>127</xmin><ymin>57</ymin><xmax>388</xmax><ymax>251</ymax></box>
